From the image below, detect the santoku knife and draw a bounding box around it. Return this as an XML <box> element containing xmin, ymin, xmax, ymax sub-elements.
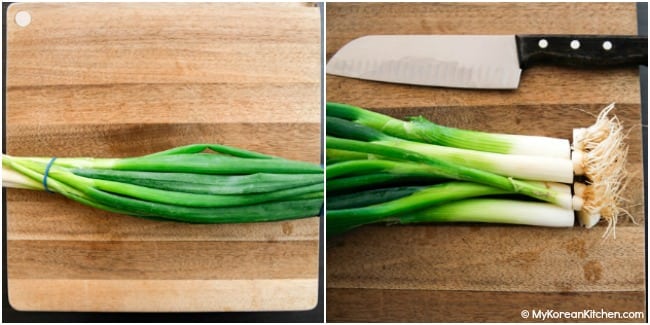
<box><xmin>326</xmin><ymin>35</ymin><xmax>647</xmax><ymax>89</ymax></box>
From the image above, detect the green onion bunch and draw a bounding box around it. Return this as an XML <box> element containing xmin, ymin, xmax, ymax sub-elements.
<box><xmin>3</xmin><ymin>144</ymin><xmax>324</xmax><ymax>223</ymax></box>
<box><xmin>326</xmin><ymin>102</ymin><xmax>628</xmax><ymax>237</ymax></box>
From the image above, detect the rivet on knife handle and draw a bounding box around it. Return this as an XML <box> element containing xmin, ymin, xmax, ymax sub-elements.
<box><xmin>516</xmin><ymin>35</ymin><xmax>648</xmax><ymax>68</ymax></box>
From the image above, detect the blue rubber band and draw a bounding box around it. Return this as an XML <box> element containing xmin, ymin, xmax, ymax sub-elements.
<box><xmin>43</xmin><ymin>157</ymin><xmax>57</xmax><ymax>193</ymax></box>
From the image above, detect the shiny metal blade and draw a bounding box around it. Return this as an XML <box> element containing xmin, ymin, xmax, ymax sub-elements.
<box><xmin>327</xmin><ymin>35</ymin><xmax>522</xmax><ymax>89</ymax></box>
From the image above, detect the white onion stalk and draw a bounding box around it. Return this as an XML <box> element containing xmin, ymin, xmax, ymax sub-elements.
<box><xmin>327</xmin><ymin>183</ymin><xmax>575</xmax><ymax>235</ymax></box>
<box><xmin>389</xmin><ymin>140</ymin><xmax>574</xmax><ymax>183</ymax></box>
<box><xmin>327</xmin><ymin>116</ymin><xmax>574</xmax><ymax>183</ymax></box>
<box><xmin>399</xmin><ymin>198</ymin><xmax>575</xmax><ymax>227</ymax></box>
<box><xmin>2</xmin><ymin>164</ymin><xmax>43</xmax><ymax>190</ymax></box>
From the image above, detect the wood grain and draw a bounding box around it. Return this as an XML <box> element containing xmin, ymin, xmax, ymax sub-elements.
<box><xmin>8</xmin><ymin>3</ymin><xmax>320</xmax><ymax>87</ymax></box>
<box><xmin>9</xmin><ymin>240</ymin><xmax>318</xmax><ymax>280</ymax></box>
<box><xmin>325</xmin><ymin>2</ymin><xmax>644</xmax><ymax>322</ymax></box>
<box><xmin>6</xmin><ymin>123</ymin><xmax>321</xmax><ymax>162</ymax></box>
<box><xmin>327</xmin><ymin>289</ymin><xmax>646</xmax><ymax>322</ymax></box>
<box><xmin>6</xmin><ymin>3</ymin><xmax>322</xmax><ymax>312</ymax></box>
<box><xmin>10</xmin><ymin>279</ymin><xmax>318</xmax><ymax>312</ymax></box>
<box><xmin>7</xmin><ymin>83</ymin><xmax>321</xmax><ymax>126</ymax></box>
<box><xmin>327</xmin><ymin>226</ymin><xmax>644</xmax><ymax>292</ymax></box>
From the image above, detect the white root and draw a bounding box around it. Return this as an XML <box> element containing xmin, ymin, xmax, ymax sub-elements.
<box><xmin>571</xmin><ymin>103</ymin><xmax>631</xmax><ymax>238</ymax></box>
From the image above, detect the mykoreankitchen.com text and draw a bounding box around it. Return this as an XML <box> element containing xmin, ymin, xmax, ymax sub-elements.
<box><xmin>520</xmin><ymin>309</ymin><xmax>644</xmax><ymax>321</ymax></box>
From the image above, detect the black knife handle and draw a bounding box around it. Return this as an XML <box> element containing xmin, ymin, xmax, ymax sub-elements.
<box><xmin>516</xmin><ymin>35</ymin><xmax>647</xmax><ymax>69</ymax></box>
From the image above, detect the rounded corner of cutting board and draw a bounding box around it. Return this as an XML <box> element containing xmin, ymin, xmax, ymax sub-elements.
<box><xmin>6</xmin><ymin>2</ymin><xmax>26</xmax><ymax>13</ymax></box>
<box><xmin>5</xmin><ymin>2</ymin><xmax>35</xmax><ymax>26</ymax></box>
<box><xmin>295</xmin><ymin>294</ymin><xmax>320</xmax><ymax>312</ymax></box>
<box><xmin>7</xmin><ymin>281</ymin><xmax>35</xmax><ymax>312</ymax></box>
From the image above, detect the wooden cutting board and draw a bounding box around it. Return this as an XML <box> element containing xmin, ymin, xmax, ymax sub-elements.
<box><xmin>5</xmin><ymin>3</ymin><xmax>321</xmax><ymax>312</ymax></box>
<box><xmin>326</xmin><ymin>3</ymin><xmax>646</xmax><ymax>322</ymax></box>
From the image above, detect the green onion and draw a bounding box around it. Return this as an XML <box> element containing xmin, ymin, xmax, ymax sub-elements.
<box><xmin>327</xmin><ymin>102</ymin><xmax>570</xmax><ymax>159</ymax></box>
<box><xmin>327</xmin><ymin>136</ymin><xmax>572</xmax><ymax>209</ymax></box>
<box><xmin>327</xmin><ymin>181</ymin><xmax>562</xmax><ymax>236</ymax></box>
<box><xmin>71</xmin><ymin>169</ymin><xmax>323</xmax><ymax>195</ymax></box>
<box><xmin>327</xmin><ymin>116</ymin><xmax>573</xmax><ymax>183</ymax></box>
<box><xmin>142</xmin><ymin>143</ymin><xmax>281</xmax><ymax>159</ymax></box>
<box><xmin>326</xmin><ymin>173</ymin><xmax>441</xmax><ymax>193</ymax></box>
<box><xmin>24</xmin><ymin>153</ymin><xmax>322</xmax><ymax>175</ymax></box>
<box><xmin>327</xmin><ymin>159</ymin><xmax>441</xmax><ymax>179</ymax></box>
<box><xmin>3</xmin><ymin>144</ymin><xmax>324</xmax><ymax>223</ymax></box>
<box><xmin>326</xmin><ymin>186</ymin><xmax>426</xmax><ymax>210</ymax></box>
<box><xmin>325</xmin><ymin>148</ymin><xmax>371</xmax><ymax>164</ymax></box>
<box><xmin>325</xmin><ymin>102</ymin><xmax>630</xmax><ymax>238</ymax></box>
<box><xmin>398</xmin><ymin>198</ymin><xmax>575</xmax><ymax>227</ymax></box>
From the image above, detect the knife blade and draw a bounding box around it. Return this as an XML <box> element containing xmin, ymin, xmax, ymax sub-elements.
<box><xmin>326</xmin><ymin>35</ymin><xmax>648</xmax><ymax>89</ymax></box>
